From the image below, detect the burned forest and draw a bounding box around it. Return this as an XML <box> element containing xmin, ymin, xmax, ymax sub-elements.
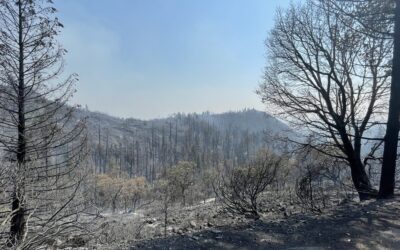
<box><xmin>0</xmin><ymin>0</ymin><xmax>399</xmax><ymax>249</ymax></box>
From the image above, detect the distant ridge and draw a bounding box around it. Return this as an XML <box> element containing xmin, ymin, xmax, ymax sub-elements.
<box><xmin>73</xmin><ymin>107</ymin><xmax>294</xmax><ymax>177</ymax></box>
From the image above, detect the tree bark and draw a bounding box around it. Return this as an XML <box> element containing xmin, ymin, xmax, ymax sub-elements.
<box><xmin>9</xmin><ymin>0</ymin><xmax>26</xmax><ymax>245</ymax></box>
<box><xmin>9</xmin><ymin>189</ymin><xmax>25</xmax><ymax>246</ymax></box>
<box><xmin>379</xmin><ymin>0</ymin><xmax>400</xmax><ymax>199</ymax></box>
<box><xmin>340</xmin><ymin>128</ymin><xmax>377</xmax><ymax>200</ymax></box>
<box><xmin>350</xmin><ymin>158</ymin><xmax>377</xmax><ymax>200</ymax></box>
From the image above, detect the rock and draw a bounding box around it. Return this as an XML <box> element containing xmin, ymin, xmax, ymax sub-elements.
<box><xmin>64</xmin><ymin>235</ymin><xmax>87</xmax><ymax>248</ymax></box>
<box><xmin>211</xmin><ymin>229</ymin><xmax>222</xmax><ymax>234</ymax></box>
<box><xmin>191</xmin><ymin>236</ymin><xmax>200</xmax><ymax>241</ymax></box>
<box><xmin>145</xmin><ymin>218</ymin><xmax>156</xmax><ymax>224</ymax></box>
<box><xmin>55</xmin><ymin>239</ymin><xmax>63</xmax><ymax>247</ymax></box>
<box><xmin>189</xmin><ymin>220</ymin><xmax>197</xmax><ymax>228</ymax></box>
<box><xmin>207</xmin><ymin>222</ymin><xmax>213</xmax><ymax>227</ymax></box>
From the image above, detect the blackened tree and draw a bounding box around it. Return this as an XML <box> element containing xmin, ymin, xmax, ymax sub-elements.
<box><xmin>258</xmin><ymin>0</ymin><xmax>392</xmax><ymax>200</ymax></box>
<box><xmin>0</xmin><ymin>0</ymin><xmax>87</xmax><ymax>248</ymax></box>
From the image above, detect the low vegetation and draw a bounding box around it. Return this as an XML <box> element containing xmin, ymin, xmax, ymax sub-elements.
<box><xmin>214</xmin><ymin>150</ymin><xmax>282</xmax><ymax>219</ymax></box>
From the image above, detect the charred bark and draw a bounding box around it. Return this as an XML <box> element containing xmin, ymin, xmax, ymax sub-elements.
<box><xmin>8</xmin><ymin>190</ymin><xmax>25</xmax><ymax>246</ymax></box>
<box><xmin>9</xmin><ymin>1</ymin><xmax>27</xmax><ymax>245</ymax></box>
<box><xmin>379</xmin><ymin>0</ymin><xmax>400</xmax><ymax>199</ymax></box>
<box><xmin>349</xmin><ymin>158</ymin><xmax>377</xmax><ymax>200</ymax></box>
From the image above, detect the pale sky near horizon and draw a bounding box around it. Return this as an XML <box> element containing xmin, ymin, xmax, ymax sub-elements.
<box><xmin>55</xmin><ymin>0</ymin><xmax>292</xmax><ymax>119</ymax></box>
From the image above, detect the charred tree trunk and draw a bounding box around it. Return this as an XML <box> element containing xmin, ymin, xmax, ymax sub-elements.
<box><xmin>379</xmin><ymin>0</ymin><xmax>400</xmax><ymax>199</ymax></box>
<box><xmin>9</xmin><ymin>189</ymin><xmax>25</xmax><ymax>246</ymax></box>
<box><xmin>349</xmin><ymin>158</ymin><xmax>377</xmax><ymax>200</ymax></box>
<box><xmin>9</xmin><ymin>1</ymin><xmax>26</xmax><ymax>245</ymax></box>
<box><xmin>0</xmin><ymin>0</ymin><xmax>87</xmax><ymax>247</ymax></box>
<box><xmin>343</xmin><ymin>133</ymin><xmax>377</xmax><ymax>200</ymax></box>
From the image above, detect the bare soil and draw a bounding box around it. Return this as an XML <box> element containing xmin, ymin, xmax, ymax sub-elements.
<box><xmin>128</xmin><ymin>197</ymin><xmax>400</xmax><ymax>250</ymax></box>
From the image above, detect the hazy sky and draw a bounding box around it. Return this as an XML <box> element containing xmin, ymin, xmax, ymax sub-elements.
<box><xmin>55</xmin><ymin>0</ymin><xmax>292</xmax><ymax>119</ymax></box>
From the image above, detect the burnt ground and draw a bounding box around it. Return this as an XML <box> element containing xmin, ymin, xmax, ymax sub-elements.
<box><xmin>129</xmin><ymin>197</ymin><xmax>400</xmax><ymax>250</ymax></box>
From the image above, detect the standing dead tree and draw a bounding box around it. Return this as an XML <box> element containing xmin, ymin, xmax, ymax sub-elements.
<box><xmin>381</xmin><ymin>0</ymin><xmax>400</xmax><ymax>198</ymax></box>
<box><xmin>258</xmin><ymin>0</ymin><xmax>392</xmax><ymax>200</ymax></box>
<box><xmin>324</xmin><ymin>0</ymin><xmax>398</xmax><ymax>198</ymax></box>
<box><xmin>0</xmin><ymin>0</ymin><xmax>87</xmax><ymax>248</ymax></box>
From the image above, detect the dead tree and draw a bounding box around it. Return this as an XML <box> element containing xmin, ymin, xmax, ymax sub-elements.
<box><xmin>323</xmin><ymin>0</ymin><xmax>398</xmax><ymax>199</ymax></box>
<box><xmin>0</xmin><ymin>0</ymin><xmax>87</xmax><ymax>248</ymax></box>
<box><xmin>258</xmin><ymin>0</ymin><xmax>392</xmax><ymax>200</ymax></box>
<box><xmin>380</xmin><ymin>0</ymin><xmax>400</xmax><ymax>199</ymax></box>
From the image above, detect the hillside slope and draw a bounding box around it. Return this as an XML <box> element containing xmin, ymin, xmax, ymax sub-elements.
<box><xmin>129</xmin><ymin>197</ymin><xmax>400</xmax><ymax>250</ymax></box>
<box><xmin>74</xmin><ymin>108</ymin><xmax>293</xmax><ymax>178</ymax></box>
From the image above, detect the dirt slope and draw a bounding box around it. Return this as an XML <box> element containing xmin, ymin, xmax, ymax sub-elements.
<box><xmin>129</xmin><ymin>197</ymin><xmax>400</xmax><ymax>250</ymax></box>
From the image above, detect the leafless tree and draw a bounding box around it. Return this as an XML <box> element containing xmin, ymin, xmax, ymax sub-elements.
<box><xmin>324</xmin><ymin>0</ymin><xmax>394</xmax><ymax>39</ymax></box>
<box><xmin>323</xmin><ymin>0</ymin><xmax>398</xmax><ymax>199</ymax></box>
<box><xmin>258</xmin><ymin>0</ymin><xmax>392</xmax><ymax>200</ymax></box>
<box><xmin>0</xmin><ymin>0</ymin><xmax>88</xmax><ymax>248</ymax></box>
<box><xmin>295</xmin><ymin>146</ymin><xmax>353</xmax><ymax>213</ymax></box>
<box><xmin>214</xmin><ymin>150</ymin><xmax>281</xmax><ymax>219</ymax></box>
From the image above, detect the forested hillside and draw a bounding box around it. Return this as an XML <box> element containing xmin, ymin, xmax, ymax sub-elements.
<box><xmin>78</xmin><ymin>108</ymin><xmax>291</xmax><ymax>180</ymax></box>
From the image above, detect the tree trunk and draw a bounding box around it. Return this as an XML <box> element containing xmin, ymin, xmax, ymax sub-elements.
<box><xmin>379</xmin><ymin>0</ymin><xmax>400</xmax><ymax>199</ymax></box>
<box><xmin>350</xmin><ymin>158</ymin><xmax>377</xmax><ymax>200</ymax></box>
<box><xmin>182</xmin><ymin>189</ymin><xmax>186</xmax><ymax>206</ymax></box>
<box><xmin>8</xmin><ymin>189</ymin><xmax>25</xmax><ymax>246</ymax></box>
<box><xmin>340</xmin><ymin>129</ymin><xmax>377</xmax><ymax>200</ymax></box>
<box><xmin>9</xmin><ymin>1</ymin><xmax>26</xmax><ymax>245</ymax></box>
<box><xmin>112</xmin><ymin>197</ymin><xmax>117</xmax><ymax>213</ymax></box>
<box><xmin>163</xmin><ymin>196</ymin><xmax>168</xmax><ymax>238</ymax></box>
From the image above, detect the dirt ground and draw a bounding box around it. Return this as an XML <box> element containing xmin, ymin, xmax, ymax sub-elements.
<box><xmin>128</xmin><ymin>197</ymin><xmax>400</xmax><ymax>250</ymax></box>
